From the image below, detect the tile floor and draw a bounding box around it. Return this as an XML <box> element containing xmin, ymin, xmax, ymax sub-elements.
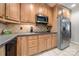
<box><xmin>36</xmin><ymin>43</ymin><xmax>79</xmax><ymax>56</ymax></box>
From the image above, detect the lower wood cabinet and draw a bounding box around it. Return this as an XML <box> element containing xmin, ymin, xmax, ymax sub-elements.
<box><xmin>17</xmin><ymin>34</ymin><xmax>57</xmax><ymax>56</ymax></box>
<box><xmin>38</xmin><ymin>34</ymin><xmax>52</xmax><ymax>52</ymax></box>
<box><xmin>0</xmin><ymin>46</ymin><xmax>5</xmax><ymax>56</ymax></box>
<box><xmin>17</xmin><ymin>37</ymin><xmax>28</xmax><ymax>56</ymax></box>
<box><xmin>38</xmin><ymin>35</ymin><xmax>47</xmax><ymax>52</ymax></box>
<box><xmin>51</xmin><ymin>34</ymin><xmax>57</xmax><ymax>48</ymax></box>
<box><xmin>27</xmin><ymin>36</ymin><xmax>38</xmax><ymax>55</ymax></box>
<box><xmin>17</xmin><ymin>36</ymin><xmax>38</xmax><ymax>56</ymax></box>
<box><xmin>28</xmin><ymin>46</ymin><xmax>38</xmax><ymax>55</ymax></box>
<box><xmin>46</xmin><ymin>35</ymin><xmax>52</xmax><ymax>50</ymax></box>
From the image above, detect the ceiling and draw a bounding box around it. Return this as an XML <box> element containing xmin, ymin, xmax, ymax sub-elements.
<box><xmin>62</xmin><ymin>3</ymin><xmax>79</xmax><ymax>12</ymax></box>
<box><xmin>47</xmin><ymin>3</ymin><xmax>79</xmax><ymax>12</ymax></box>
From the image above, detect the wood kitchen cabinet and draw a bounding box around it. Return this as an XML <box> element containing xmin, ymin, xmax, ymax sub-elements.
<box><xmin>17</xmin><ymin>37</ymin><xmax>28</xmax><ymax>56</ymax></box>
<box><xmin>0</xmin><ymin>46</ymin><xmax>5</xmax><ymax>56</ymax></box>
<box><xmin>51</xmin><ymin>6</ymin><xmax>58</xmax><ymax>32</ymax></box>
<box><xmin>46</xmin><ymin>34</ymin><xmax>52</xmax><ymax>50</ymax></box>
<box><xmin>38</xmin><ymin>35</ymin><xmax>47</xmax><ymax>52</ymax></box>
<box><xmin>63</xmin><ymin>8</ymin><xmax>71</xmax><ymax>18</ymax></box>
<box><xmin>17</xmin><ymin>34</ymin><xmax>57</xmax><ymax>56</ymax></box>
<box><xmin>34</xmin><ymin>4</ymin><xmax>43</xmax><ymax>15</ymax></box>
<box><xmin>48</xmin><ymin>7</ymin><xmax>53</xmax><ymax>26</ymax></box>
<box><xmin>17</xmin><ymin>36</ymin><xmax>38</xmax><ymax>56</ymax></box>
<box><xmin>51</xmin><ymin>4</ymin><xmax>71</xmax><ymax>32</ymax></box>
<box><xmin>6</xmin><ymin>3</ymin><xmax>20</xmax><ymax>21</ymax></box>
<box><xmin>57</xmin><ymin>5</ymin><xmax>71</xmax><ymax>18</ymax></box>
<box><xmin>0</xmin><ymin>3</ymin><xmax>5</xmax><ymax>18</ymax></box>
<box><xmin>51</xmin><ymin>34</ymin><xmax>57</xmax><ymax>48</ymax></box>
<box><xmin>38</xmin><ymin>34</ymin><xmax>52</xmax><ymax>52</ymax></box>
<box><xmin>27</xmin><ymin>36</ymin><xmax>38</xmax><ymax>55</ymax></box>
<box><xmin>21</xmin><ymin>4</ymin><xmax>35</xmax><ymax>23</ymax></box>
<box><xmin>41</xmin><ymin>4</ymin><xmax>48</xmax><ymax>16</ymax></box>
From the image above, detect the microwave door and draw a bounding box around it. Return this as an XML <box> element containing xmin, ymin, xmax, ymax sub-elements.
<box><xmin>36</xmin><ymin>16</ymin><xmax>48</xmax><ymax>24</ymax></box>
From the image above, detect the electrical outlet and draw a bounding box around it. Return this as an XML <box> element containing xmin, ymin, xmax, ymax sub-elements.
<box><xmin>20</xmin><ymin>27</ymin><xmax>23</xmax><ymax>30</ymax></box>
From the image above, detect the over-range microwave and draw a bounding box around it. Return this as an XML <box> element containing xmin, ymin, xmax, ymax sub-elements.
<box><xmin>36</xmin><ymin>15</ymin><xmax>48</xmax><ymax>24</ymax></box>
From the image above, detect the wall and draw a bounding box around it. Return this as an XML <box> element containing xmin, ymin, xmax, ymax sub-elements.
<box><xmin>0</xmin><ymin>23</ymin><xmax>48</xmax><ymax>34</ymax></box>
<box><xmin>6</xmin><ymin>24</ymin><xmax>34</xmax><ymax>33</ymax></box>
<box><xmin>71</xmin><ymin>10</ymin><xmax>79</xmax><ymax>43</ymax></box>
<box><xmin>7</xmin><ymin>24</ymin><xmax>48</xmax><ymax>33</ymax></box>
<box><xmin>0</xmin><ymin>23</ymin><xmax>6</xmax><ymax>34</ymax></box>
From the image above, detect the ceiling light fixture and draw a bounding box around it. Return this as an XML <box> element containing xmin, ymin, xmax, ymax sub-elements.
<box><xmin>71</xmin><ymin>4</ymin><xmax>76</xmax><ymax>8</ymax></box>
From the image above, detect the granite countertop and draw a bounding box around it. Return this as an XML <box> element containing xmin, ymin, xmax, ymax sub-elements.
<box><xmin>0</xmin><ymin>32</ymin><xmax>57</xmax><ymax>46</ymax></box>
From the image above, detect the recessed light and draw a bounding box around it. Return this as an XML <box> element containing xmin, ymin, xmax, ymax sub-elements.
<box><xmin>71</xmin><ymin>4</ymin><xmax>76</xmax><ymax>8</ymax></box>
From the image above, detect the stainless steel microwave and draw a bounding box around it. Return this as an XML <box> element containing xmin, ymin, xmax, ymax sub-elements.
<box><xmin>36</xmin><ymin>15</ymin><xmax>48</xmax><ymax>24</ymax></box>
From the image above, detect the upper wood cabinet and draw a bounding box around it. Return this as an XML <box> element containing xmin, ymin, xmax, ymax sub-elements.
<box><xmin>21</xmin><ymin>4</ymin><xmax>35</xmax><ymax>23</ymax></box>
<box><xmin>0</xmin><ymin>3</ymin><xmax>5</xmax><ymax>18</ymax></box>
<box><xmin>51</xmin><ymin>6</ymin><xmax>58</xmax><ymax>32</ymax></box>
<box><xmin>57</xmin><ymin>5</ymin><xmax>71</xmax><ymax>18</ymax></box>
<box><xmin>51</xmin><ymin>5</ymin><xmax>71</xmax><ymax>32</ymax></box>
<box><xmin>48</xmin><ymin>7</ymin><xmax>53</xmax><ymax>26</ymax></box>
<box><xmin>34</xmin><ymin>4</ymin><xmax>53</xmax><ymax>25</ymax></box>
<box><xmin>34</xmin><ymin>4</ymin><xmax>43</xmax><ymax>15</ymax></box>
<box><xmin>41</xmin><ymin>4</ymin><xmax>48</xmax><ymax>16</ymax></box>
<box><xmin>63</xmin><ymin>8</ymin><xmax>71</xmax><ymax>18</ymax></box>
<box><xmin>6</xmin><ymin>3</ymin><xmax>20</xmax><ymax>21</ymax></box>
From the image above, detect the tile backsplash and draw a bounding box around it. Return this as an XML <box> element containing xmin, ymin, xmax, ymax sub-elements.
<box><xmin>0</xmin><ymin>23</ymin><xmax>49</xmax><ymax>34</ymax></box>
<box><xmin>6</xmin><ymin>24</ymin><xmax>35</xmax><ymax>33</ymax></box>
<box><xmin>0</xmin><ymin>23</ymin><xmax>6</xmax><ymax>32</ymax></box>
<box><xmin>0</xmin><ymin>23</ymin><xmax>6</xmax><ymax>29</ymax></box>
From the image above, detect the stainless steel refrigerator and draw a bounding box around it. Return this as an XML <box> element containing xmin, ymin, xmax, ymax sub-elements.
<box><xmin>57</xmin><ymin>16</ymin><xmax>71</xmax><ymax>50</ymax></box>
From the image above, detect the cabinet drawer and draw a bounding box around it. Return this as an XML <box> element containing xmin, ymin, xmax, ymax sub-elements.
<box><xmin>28</xmin><ymin>38</ymin><xmax>37</xmax><ymax>43</ymax></box>
<box><xmin>39</xmin><ymin>35</ymin><xmax>48</xmax><ymax>39</ymax></box>
<box><xmin>28</xmin><ymin>47</ymin><xmax>38</xmax><ymax>55</ymax></box>
<box><xmin>28</xmin><ymin>36</ymin><xmax>37</xmax><ymax>39</ymax></box>
<box><xmin>28</xmin><ymin>40</ymin><xmax>38</xmax><ymax>47</ymax></box>
<box><xmin>52</xmin><ymin>34</ymin><xmax>57</xmax><ymax>37</ymax></box>
<box><xmin>51</xmin><ymin>39</ymin><xmax>57</xmax><ymax>48</ymax></box>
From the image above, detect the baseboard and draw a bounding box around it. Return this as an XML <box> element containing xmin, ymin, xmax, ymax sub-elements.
<box><xmin>71</xmin><ymin>41</ymin><xmax>79</xmax><ymax>45</ymax></box>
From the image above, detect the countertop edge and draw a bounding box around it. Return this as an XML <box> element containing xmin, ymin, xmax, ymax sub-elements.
<box><xmin>0</xmin><ymin>32</ymin><xmax>57</xmax><ymax>46</ymax></box>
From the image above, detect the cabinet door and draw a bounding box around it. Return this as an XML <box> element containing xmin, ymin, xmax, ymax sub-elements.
<box><xmin>48</xmin><ymin>7</ymin><xmax>53</xmax><ymax>26</ymax></box>
<box><xmin>51</xmin><ymin>6</ymin><xmax>58</xmax><ymax>32</ymax></box>
<box><xmin>57</xmin><ymin>5</ymin><xmax>71</xmax><ymax>18</ymax></box>
<box><xmin>0</xmin><ymin>3</ymin><xmax>5</xmax><ymax>18</ymax></box>
<box><xmin>63</xmin><ymin>8</ymin><xmax>71</xmax><ymax>18</ymax></box>
<box><xmin>6</xmin><ymin>3</ymin><xmax>20</xmax><ymax>21</ymax></box>
<box><xmin>27</xmin><ymin>36</ymin><xmax>38</xmax><ymax>55</ymax></box>
<box><xmin>21</xmin><ymin>3</ymin><xmax>35</xmax><ymax>23</ymax></box>
<box><xmin>46</xmin><ymin>35</ymin><xmax>52</xmax><ymax>50</ymax></box>
<box><xmin>0</xmin><ymin>46</ymin><xmax>5</xmax><ymax>56</ymax></box>
<box><xmin>51</xmin><ymin>34</ymin><xmax>57</xmax><ymax>48</ymax></box>
<box><xmin>28</xmin><ymin>36</ymin><xmax>38</xmax><ymax>48</ymax></box>
<box><xmin>17</xmin><ymin>37</ymin><xmax>28</xmax><ymax>56</ymax></box>
<box><xmin>28</xmin><ymin>47</ymin><xmax>38</xmax><ymax>55</ymax></box>
<box><xmin>38</xmin><ymin>35</ymin><xmax>47</xmax><ymax>52</ymax></box>
<box><xmin>17</xmin><ymin>37</ymin><xmax>21</xmax><ymax>56</ymax></box>
<box><xmin>35</xmin><ymin>4</ymin><xmax>44</xmax><ymax>15</ymax></box>
<box><xmin>42</xmin><ymin>4</ymin><xmax>48</xmax><ymax>16</ymax></box>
